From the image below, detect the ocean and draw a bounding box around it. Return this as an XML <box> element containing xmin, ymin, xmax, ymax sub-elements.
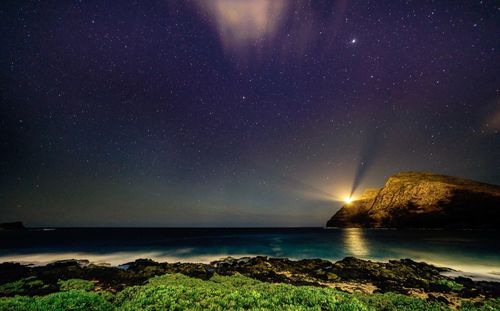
<box><xmin>1</xmin><ymin>228</ymin><xmax>499</xmax><ymax>280</ymax></box>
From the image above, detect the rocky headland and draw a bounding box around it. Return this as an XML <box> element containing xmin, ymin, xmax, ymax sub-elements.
<box><xmin>327</xmin><ymin>172</ymin><xmax>500</xmax><ymax>228</ymax></box>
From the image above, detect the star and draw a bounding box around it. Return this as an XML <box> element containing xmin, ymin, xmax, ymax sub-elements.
<box><xmin>1</xmin><ymin>0</ymin><xmax>498</xmax><ymax>227</ymax></box>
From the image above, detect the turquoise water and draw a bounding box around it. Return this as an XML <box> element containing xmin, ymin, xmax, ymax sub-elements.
<box><xmin>1</xmin><ymin>228</ymin><xmax>499</xmax><ymax>277</ymax></box>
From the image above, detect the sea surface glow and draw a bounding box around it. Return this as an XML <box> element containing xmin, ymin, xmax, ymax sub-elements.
<box><xmin>1</xmin><ymin>228</ymin><xmax>499</xmax><ymax>280</ymax></box>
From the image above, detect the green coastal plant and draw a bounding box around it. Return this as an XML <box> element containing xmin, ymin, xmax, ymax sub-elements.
<box><xmin>0</xmin><ymin>277</ymin><xmax>48</xmax><ymax>296</ymax></box>
<box><xmin>58</xmin><ymin>279</ymin><xmax>95</xmax><ymax>292</ymax></box>
<box><xmin>0</xmin><ymin>273</ymin><xmax>496</xmax><ymax>310</ymax></box>
<box><xmin>463</xmin><ymin>298</ymin><xmax>500</xmax><ymax>311</ymax></box>
<box><xmin>0</xmin><ymin>290</ymin><xmax>113</xmax><ymax>311</ymax></box>
<box><xmin>116</xmin><ymin>273</ymin><xmax>370</xmax><ymax>310</ymax></box>
<box><xmin>355</xmin><ymin>292</ymin><xmax>448</xmax><ymax>311</ymax></box>
<box><xmin>434</xmin><ymin>279</ymin><xmax>464</xmax><ymax>292</ymax></box>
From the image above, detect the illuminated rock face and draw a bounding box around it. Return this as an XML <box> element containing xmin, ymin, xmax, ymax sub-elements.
<box><xmin>326</xmin><ymin>172</ymin><xmax>500</xmax><ymax>228</ymax></box>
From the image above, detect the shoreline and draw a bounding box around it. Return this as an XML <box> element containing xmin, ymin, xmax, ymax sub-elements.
<box><xmin>2</xmin><ymin>256</ymin><xmax>499</xmax><ymax>292</ymax></box>
<box><xmin>2</xmin><ymin>252</ymin><xmax>499</xmax><ymax>282</ymax></box>
<box><xmin>1</xmin><ymin>255</ymin><xmax>499</xmax><ymax>309</ymax></box>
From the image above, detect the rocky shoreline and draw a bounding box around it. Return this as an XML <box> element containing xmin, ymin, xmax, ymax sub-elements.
<box><xmin>1</xmin><ymin>256</ymin><xmax>499</xmax><ymax>308</ymax></box>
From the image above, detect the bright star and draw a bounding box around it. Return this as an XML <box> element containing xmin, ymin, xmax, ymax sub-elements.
<box><xmin>351</xmin><ymin>38</ymin><xmax>357</xmax><ymax>44</ymax></box>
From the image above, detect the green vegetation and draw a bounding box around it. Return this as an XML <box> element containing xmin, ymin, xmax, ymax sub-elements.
<box><xmin>434</xmin><ymin>279</ymin><xmax>464</xmax><ymax>292</ymax></box>
<box><xmin>461</xmin><ymin>298</ymin><xmax>500</xmax><ymax>311</ymax></box>
<box><xmin>0</xmin><ymin>290</ymin><xmax>113</xmax><ymax>311</ymax></box>
<box><xmin>0</xmin><ymin>273</ymin><xmax>497</xmax><ymax>310</ymax></box>
<box><xmin>116</xmin><ymin>274</ymin><xmax>368</xmax><ymax>310</ymax></box>
<box><xmin>356</xmin><ymin>292</ymin><xmax>447</xmax><ymax>311</ymax></box>
<box><xmin>58</xmin><ymin>279</ymin><xmax>95</xmax><ymax>292</ymax></box>
<box><xmin>0</xmin><ymin>277</ymin><xmax>48</xmax><ymax>296</ymax></box>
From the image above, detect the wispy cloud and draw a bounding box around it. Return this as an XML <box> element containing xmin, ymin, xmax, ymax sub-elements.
<box><xmin>195</xmin><ymin>0</ymin><xmax>288</xmax><ymax>53</ymax></box>
<box><xmin>193</xmin><ymin>0</ymin><xmax>348</xmax><ymax>62</ymax></box>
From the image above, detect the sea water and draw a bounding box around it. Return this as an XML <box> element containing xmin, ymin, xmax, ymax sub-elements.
<box><xmin>1</xmin><ymin>228</ymin><xmax>499</xmax><ymax>279</ymax></box>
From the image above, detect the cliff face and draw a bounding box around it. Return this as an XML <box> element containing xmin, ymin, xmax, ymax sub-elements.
<box><xmin>326</xmin><ymin>172</ymin><xmax>500</xmax><ymax>228</ymax></box>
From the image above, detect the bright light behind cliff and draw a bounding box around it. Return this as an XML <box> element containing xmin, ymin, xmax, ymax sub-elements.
<box><xmin>344</xmin><ymin>196</ymin><xmax>353</xmax><ymax>204</ymax></box>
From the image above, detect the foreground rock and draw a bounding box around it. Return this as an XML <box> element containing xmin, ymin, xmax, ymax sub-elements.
<box><xmin>327</xmin><ymin>172</ymin><xmax>500</xmax><ymax>228</ymax></box>
<box><xmin>1</xmin><ymin>256</ymin><xmax>498</xmax><ymax>307</ymax></box>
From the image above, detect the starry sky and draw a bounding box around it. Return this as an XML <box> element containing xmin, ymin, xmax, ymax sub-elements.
<box><xmin>1</xmin><ymin>0</ymin><xmax>499</xmax><ymax>227</ymax></box>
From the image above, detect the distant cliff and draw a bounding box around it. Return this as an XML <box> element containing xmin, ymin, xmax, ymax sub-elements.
<box><xmin>326</xmin><ymin>172</ymin><xmax>500</xmax><ymax>228</ymax></box>
<box><xmin>0</xmin><ymin>221</ymin><xmax>26</xmax><ymax>231</ymax></box>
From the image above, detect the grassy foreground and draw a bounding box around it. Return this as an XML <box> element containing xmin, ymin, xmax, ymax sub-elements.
<box><xmin>1</xmin><ymin>273</ymin><xmax>499</xmax><ymax>310</ymax></box>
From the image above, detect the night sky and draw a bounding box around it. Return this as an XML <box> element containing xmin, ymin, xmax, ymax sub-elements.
<box><xmin>1</xmin><ymin>0</ymin><xmax>499</xmax><ymax>227</ymax></box>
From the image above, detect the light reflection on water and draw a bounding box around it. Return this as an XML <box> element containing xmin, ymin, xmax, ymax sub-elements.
<box><xmin>0</xmin><ymin>228</ymin><xmax>499</xmax><ymax>279</ymax></box>
<box><xmin>342</xmin><ymin>228</ymin><xmax>369</xmax><ymax>257</ymax></box>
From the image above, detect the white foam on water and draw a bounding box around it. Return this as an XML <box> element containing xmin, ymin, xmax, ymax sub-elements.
<box><xmin>0</xmin><ymin>251</ymin><xmax>262</xmax><ymax>266</ymax></box>
<box><xmin>1</xmin><ymin>249</ymin><xmax>498</xmax><ymax>282</ymax></box>
<box><xmin>384</xmin><ymin>247</ymin><xmax>500</xmax><ymax>281</ymax></box>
